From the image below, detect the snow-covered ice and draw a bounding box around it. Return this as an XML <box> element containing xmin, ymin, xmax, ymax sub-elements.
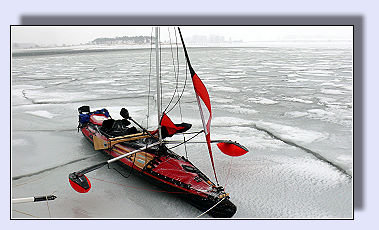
<box><xmin>11</xmin><ymin>44</ymin><xmax>352</xmax><ymax>218</ymax></box>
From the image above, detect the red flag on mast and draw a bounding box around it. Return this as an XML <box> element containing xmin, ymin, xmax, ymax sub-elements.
<box><xmin>178</xmin><ymin>27</ymin><xmax>219</xmax><ymax>185</ymax></box>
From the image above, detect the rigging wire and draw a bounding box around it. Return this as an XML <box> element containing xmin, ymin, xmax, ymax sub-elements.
<box><xmin>163</xmin><ymin>52</ymin><xmax>188</xmax><ymax>115</ymax></box>
<box><xmin>223</xmin><ymin>157</ymin><xmax>234</xmax><ymax>191</ymax></box>
<box><xmin>156</xmin><ymin>27</ymin><xmax>190</xmax><ymax>157</ymax></box>
<box><xmin>150</xmin><ymin>27</ymin><xmax>190</xmax><ymax>157</ymax></box>
<box><xmin>174</xmin><ymin>28</ymin><xmax>181</xmax><ymax>117</ymax></box>
<box><xmin>161</xmin><ymin>27</ymin><xmax>189</xmax><ymax>116</ymax></box>
<box><xmin>159</xmin><ymin>30</ymin><xmax>163</xmax><ymax>117</ymax></box>
<box><xmin>174</xmin><ymin>28</ymin><xmax>189</xmax><ymax>158</ymax></box>
<box><xmin>155</xmin><ymin>26</ymin><xmax>189</xmax><ymax>121</ymax></box>
<box><xmin>158</xmin><ymin>27</ymin><xmax>190</xmax><ymax>159</ymax></box>
<box><xmin>161</xmin><ymin>27</ymin><xmax>189</xmax><ymax>158</ymax></box>
<box><xmin>146</xmin><ymin>27</ymin><xmax>154</xmax><ymax>129</ymax></box>
<box><xmin>167</xmin><ymin>130</ymin><xmax>203</xmax><ymax>150</ymax></box>
<box><xmin>108</xmin><ymin>156</ymin><xmax>136</xmax><ymax>178</ymax></box>
<box><xmin>162</xmin><ymin>27</ymin><xmax>180</xmax><ymax>114</ymax></box>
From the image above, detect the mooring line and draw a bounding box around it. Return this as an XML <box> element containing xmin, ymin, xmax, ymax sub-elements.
<box><xmin>46</xmin><ymin>196</ymin><xmax>52</xmax><ymax>218</ymax></box>
<box><xmin>196</xmin><ymin>197</ymin><xmax>226</xmax><ymax>218</ymax></box>
<box><xmin>12</xmin><ymin>209</ymin><xmax>39</xmax><ymax>218</ymax></box>
<box><xmin>223</xmin><ymin>157</ymin><xmax>234</xmax><ymax>191</ymax></box>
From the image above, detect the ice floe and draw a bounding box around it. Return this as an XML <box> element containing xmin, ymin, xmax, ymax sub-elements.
<box><xmin>25</xmin><ymin>110</ymin><xmax>56</xmax><ymax>119</ymax></box>
<box><xmin>248</xmin><ymin>97</ymin><xmax>278</xmax><ymax>105</ymax></box>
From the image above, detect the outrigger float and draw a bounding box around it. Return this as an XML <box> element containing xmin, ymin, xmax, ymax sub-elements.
<box><xmin>68</xmin><ymin>27</ymin><xmax>248</xmax><ymax>218</ymax></box>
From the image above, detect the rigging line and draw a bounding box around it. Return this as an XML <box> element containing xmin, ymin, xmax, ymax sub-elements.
<box><xmin>163</xmin><ymin>27</ymin><xmax>180</xmax><ymax>114</ymax></box>
<box><xmin>159</xmin><ymin>30</ymin><xmax>163</xmax><ymax>117</ymax></box>
<box><xmin>147</xmin><ymin>27</ymin><xmax>154</xmax><ymax>129</ymax></box>
<box><xmin>167</xmin><ymin>130</ymin><xmax>204</xmax><ymax>150</ymax></box>
<box><xmin>174</xmin><ymin>28</ymin><xmax>189</xmax><ymax>158</ymax></box>
<box><xmin>163</xmin><ymin>29</ymin><xmax>189</xmax><ymax>115</ymax></box>
<box><xmin>182</xmin><ymin>131</ymin><xmax>204</xmax><ymax>135</ymax></box>
<box><xmin>176</xmin><ymin>30</ymin><xmax>183</xmax><ymax>123</ymax></box>
<box><xmin>223</xmin><ymin>157</ymin><xmax>234</xmax><ymax>191</ymax></box>
<box><xmin>108</xmin><ymin>151</ymin><xmax>137</xmax><ymax>178</ymax></box>
<box><xmin>164</xmin><ymin>52</ymin><xmax>189</xmax><ymax>115</ymax></box>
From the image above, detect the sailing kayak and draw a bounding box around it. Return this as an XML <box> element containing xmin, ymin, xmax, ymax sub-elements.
<box><xmin>77</xmin><ymin>106</ymin><xmax>237</xmax><ymax>218</ymax></box>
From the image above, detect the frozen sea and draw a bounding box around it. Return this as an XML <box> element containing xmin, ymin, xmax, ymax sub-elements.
<box><xmin>11</xmin><ymin>43</ymin><xmax>352</xmax><ymax>218</ymax></box>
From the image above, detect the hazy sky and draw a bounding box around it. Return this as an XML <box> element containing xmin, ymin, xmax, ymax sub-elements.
<box><xmin>11</xmin><ymin>26</ymin><xmax>353</xmax><ymax>46</ymax></box>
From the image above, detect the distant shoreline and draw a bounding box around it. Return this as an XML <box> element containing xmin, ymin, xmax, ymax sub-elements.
<box><xmin>12</xmin><ymin>40</ymin><xmax>352</xmax><ymax>57</ymax></box>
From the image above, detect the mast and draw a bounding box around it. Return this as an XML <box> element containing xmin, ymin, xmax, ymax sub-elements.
<box><xmin>155</xmin><ymin>27</ymin><xmax>162</xmax><ymax>143</ymax></box>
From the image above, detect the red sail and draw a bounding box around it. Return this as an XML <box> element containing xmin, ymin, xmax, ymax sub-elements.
<box><xmin>192</xmin><ymin>73</ymin><xmax>212</xmax><ymax>134</ymax></box>
<box><xmin>161</xmin><ymin>113</ymin><xmax>181</xmax><ymax>136</ymax></box>
<box><xmin>151</xmin><ymin>113</ymin><xmax>191</xmax><ymax>138</ymax></box>
<box><xmin>178</xmin><ymin>27</ymin><xmax>219</xmax><ymax>185</ymax></box>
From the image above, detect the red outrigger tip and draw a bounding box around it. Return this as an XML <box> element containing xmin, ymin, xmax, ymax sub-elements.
<box><xmin>69</xmin><ymin>172</ymin><xmax>91</xmax><ymax>193</ymax></box>
<box><xmin>68</xmin><ymin>162</ymin><xmax>108</xmax><ymax>193</ymax></box>
<box><xmin>217</xmin><ymin>141</ymin><xmax>249</xmax><ymax>157</ymax></box>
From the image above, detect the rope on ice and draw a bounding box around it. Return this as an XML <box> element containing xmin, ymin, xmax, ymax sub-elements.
<box><xmin>196</xmin><ymin>197</ymin><xmax>226</xmax><ymax>218</ymax></box>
